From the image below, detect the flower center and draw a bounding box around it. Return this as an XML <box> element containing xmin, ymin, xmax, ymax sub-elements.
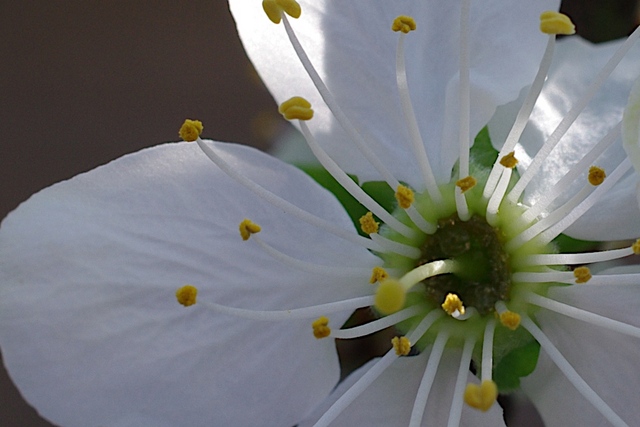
<box><xmin>418</xmin><ymin>214</ymin><xmax>510</xmax><ymax>316</ymax></box>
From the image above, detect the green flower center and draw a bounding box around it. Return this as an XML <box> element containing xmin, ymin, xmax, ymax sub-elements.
<box><xmin>419</xmin><ymin>214</ymin><xmax>511</xmax><ymax>316</ymax></box>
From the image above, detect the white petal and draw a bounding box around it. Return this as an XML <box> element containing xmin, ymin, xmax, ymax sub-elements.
<box><xmin>0</xmin><ymin>141</ymin><xmax>378</xmax><ymax>427</ymax></box>
<box><xmin>622</xmin><ymin>75</ymin><xmax>640</xmax><ymax>215</ymax></box>
<box><xmin>299</xmin><ymin>349</ymin><xmax>505</xmax><ymax>427</ymax></box>
<box><xmin>230</xmin><ymin>0</ymin><xmax>559</xmax><ymax>186</ymax></box>
<box><xmin>503</xmin><ymin>36</ymin><xmax>640</xmax><ymax>240</ymax></box>
<box><xmin>522</xmin><ymin>284</ymin><xmax>640</xmax><ymax>426</ymax></box>
<box><xmin>622</xmin><ymin>76</ymin><xmax>640</xmax><ymax>171</ymax></box>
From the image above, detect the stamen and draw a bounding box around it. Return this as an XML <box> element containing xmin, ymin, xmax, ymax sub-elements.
<box><xmin>537</xmin><ymin>158</ymin><xmax>632</xmax><ymax>246</ymax></box>
<box><xmin>369</xmin><ymin>233</ymin><xmax>422</xmax><ymax>258</ymax></box>
<box><xmin>573</xmin><ymin>266</ymin><xmax>592</xmax><ymax>284</ymax></box>
<box><xmin>331</xmin><ymin>305</ymin><xmax>422</xmax><ymax>340</ymax></box>
<box><xmin>408</xmin><ymin>331</ymin><xmax>450</xmax><ymax>427</ymax></box>
<box><xmin>457</xmin><ymin>0</ymin><xmax>472</xmax><ymax>182</ymax></box>
<box><xmin>481</xmin><ymin>319</ymin><xmax>496</xmax><ymax>382</ymax></box>
<box><xmin>455</xmin><ymin>176</ymin><xmax>474</xmax><ymax>221</ymax></box>
<box><xmin>262</xmin><ymin>0</ymin><xmax>301</xmax><ymax>24</ymax></box>
<box><xmin>391</xmin><ymin>336</ymin><xmax>411</xmax><ymax>356</ymax></box>
<box><xmin>456</xmin><ymin>176</ymin><xmax>477</xmax><ymax>193</ymax></box>
<box><xmin>252</xmin><ymin>235</ymin><xmax>370</xmax><ymax>276</ymax></box>
<box><xmin>407</xmin><ymin>309</ymin><xmax>446</xmax><ymax>344</ymax></box>
<box><xmin>311</xmin><ymin>349</ymin><xmax>398</xmax><ymax>427</ymax></box>
<box><xmin>359</xmin><ymin>212</ymin><xmax>379</xmax><ymax>235</ymax></box>
<box><xmin>278</xmin><ymin>96</ymin><xmax>314</xmax><ymax>120</ymax></box>
<box><xmin>312</xmin><ymin>316</ymin><xmax>331</xmax><ymax>339</ymax></box>
<box><xmin>394</xmin><ymin>16</ymin><xmax>443</xmax><ymax>204</ymax></box>
<box><xmin>280</xmin><ymin>14</ymin><xmax>419</xmax><ymax>206</ymax></box>
<box><xmin>453</xmin><ymin>307</ymin><xmax>478</xmax><ymax>321</ymax></box>
<box><xmin>197</xmin><ymin>295</ymin><xmax>375</xmax><ymax>321</ymax></box>
<box><xmin>520</xmin><ymin>243</ymin><xmax>635</xmax><ymax>266</ymax></box>
<box><xmin>508</xmin><ymin>182</ymin><xmax>599</xmax><ymax>252</ymax></box>
<box><xmin>484</xmin><ymin>32</ymin><xmax>557</xmax><ymax>199</ymax></box>
<box><xmin>634</xmin><ymin>239</ymin><xmax>640</xmax><ymax>254</ymax></box>
<box><xmin>442</xmin><ymin>293</ymin><xmax>465</xmax><ymax>317</ymax></box>
<box><xmin>395</xmin><ymin>184</ymin><xmax>415</xmax><ymax>209</ymax></box>
<box><xmin>514</xmin><ymin>271</ymin><xmax>640</xmax><ymax>286</ymax></box>
<box><xmin>500</xmin><ymin>152</ymin><xmax>518</xmax><ymax>169</ymax></box>
<box><xmin>239</xmin><ymin>219</ymin><xmax>261</xmax><ymax>241</ymax></box>
<box><xmin>486</xmin><ymin>167</ymin><xmax>513</xmax><ymax>226</ymax></box>
<box><xmin>464</xmin><ymin>380</ymin><xmax>498</xmax><ymax>412</ymax></box>
<box><xmin>508</xmin><ymin>24</ymin><xmax>640</xmax><ymax>203</ymax></box>
<box><xmin>192</xmin><ymin>135</ymin><xmax>380</xmax><ymax>251</ymax></box>
<box><xmin>539</xmin><ymin>11</ymin><xmax>576</xmax><ymax>35</ymax></box>
<box><xmin>519</xmin><ymin>122</ymin><xmax>621</xmax><ymax>224</ymax></box>
<box><xmin>521</xmin><ymin>315</ymin><xmax>628</xmax><ymax>426</ymax></box>
<box><xmin>499</xmin><ymin>311</ymin><xmax>521</xmax><ymax>330</ymax></box>
<box><xmin>391</xmin><ymin>16</ymin><xmax>416</xmax><ymax>34</ymax></box>
<box><xmin>175</xmin><ymin>285</ymin><xmax>198</xmax><ymax>307</ymax></box>
<box><xmin>447</xmin><ymin>336</ymin><xmax>477</xmax><ymax>427</ymax></box>
<box><xmin>587</xmin><ymin>166</ymin><xmax>606</xmax><ymax>186</ymax></box>
<box><xmin>369</xmin><ymin>266</ymin><xmax>388</xmax><ymax>284</ymax></box>
<box><xmin>297</xmin><ymin>119</ymin><xmax>417</xmax><ymax>239</ymax></box>
<box><xmin>179</xmin><ymin>119</ymin><xmax>204</xmax><ymax>142</ymax></box>
<box><xmin>511</xmin><ymin>270</ymin><xmax>586</xmax><ymax>285</ymax></box>
<box><xmin>523</xmin><ymin>292</ymin><xmax>640</xmax><ymax>340</ymax></box>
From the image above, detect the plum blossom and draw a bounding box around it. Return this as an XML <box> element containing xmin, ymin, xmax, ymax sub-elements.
<box><xmin>1</xmin><ymin>1</ymin><xmax>640</xmax><ymax>427</ymax></box>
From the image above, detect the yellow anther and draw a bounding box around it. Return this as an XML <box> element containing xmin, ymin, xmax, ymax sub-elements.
<box><xmin>442</xmin><ymin>293</ymin><xmax>465</xmax><ymax>316</ymax></box>
<box><xmin>392</xmin><ymin>15</ymin><xmax>416</xmax><ymax>33</ymax></box>
<box><xmin>539</xmin><ymin>11</ymin><xmax>575</xmax><ymax>35</ymax></box>
<box><xmin>456</xmin><ymin>176</ymin><xmax>477</xmax><ymax>193</ymax></box>
<box><xmin>359</xmin><ymin>212</ymin><xmax>379</xmax><ymax>235</ymax></box>
<box><xmin>499</xmin><ymin>310</ymin><xmax>521</xmax><ymax>330</ymax></box>
<box><xmin>464</xmin><ymin>380</ymin><xmax>498</xmax><ymax>412</ymax></box>
<box><xmin>369</xmin><ymin>266</ymin><xmax>389</xmax><ymax>284</ymax></box>
<box><xmin>395</xmin><ymin>185</ymin><xmax>415</xmax><ymax>209</ymax></box>
<box><xmin>374</xmin><ymin>279</ymin><xmax>406</xmax><ymax>315</ymax></box>
<box><xmin>632</xmin><ymin>239</ymin><xmax>640</xmax><ymax>255</ymax></box>
<box><xmin>499</xmin><ymin>151</ymin><xmax>518</xmax><ymax>169</ymax></box>
<box><xmin>262</xmin><ymin>0</ymin><xmax>301</xmax><ymax>24</ymax></box>
<box><xmin>391</xmin><ymin>336</ymin><xmax>411</xmax><ymax>356</ymax></box>
<box><xmin>588</xmin><ymin>166</ymin><xmax>606</xmax><ymax>186</ymax></box>
<box><xmin>278</xmin><ymin>96</ymin><xmax>314</xmax><ymax>121</ymax></box>
<box><xmin>239</xmin><ymin>219</ymin><xmax>261</xmax><ymax>241</ymax></box>
<box><xmin>179</xmin><ymin>119</ymin><xmax>203</xmax><ymax>142</ymax></box>
<box><xmin>312</xmin><ymin>316</ymin><xmax>331</xmax><ymax>339</ymax></box>
<box><xmin>574</xmin><ymin>266</ymin><xmax>592</xmax><ymax>284</ymax></box>
<box><xmin>176</xmin><ymin>285</ymin><xmax>198</xmax><ymax>307</ymax></box>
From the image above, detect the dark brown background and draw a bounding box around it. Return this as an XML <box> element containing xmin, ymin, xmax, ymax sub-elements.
<box><xmin>1</xmin><ymin>1</ymin><xmax>638</xmax><ymax>426</ymax></box>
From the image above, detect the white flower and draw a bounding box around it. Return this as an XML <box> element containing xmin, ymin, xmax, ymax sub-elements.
<box><xmin>1</xmin><ymin>1</ymin><xmax>640</xmax><ymax>427</ymax></box>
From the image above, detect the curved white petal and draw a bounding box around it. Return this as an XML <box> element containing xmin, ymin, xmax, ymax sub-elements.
<box><xmin>493</xmin><ymin>36</ymin><xmax>640</xmax><ymax>240</ymax></box>
<box><xmin>521</xmin><ymin>283</ymin><xmax>640</xmax><ymax>426</ymax></box>
<box><xmin>622</xmin><ymin>76</ymin><xmax>640</xmax><ymax>171</ymax></box>
<box><xmin>622</xmin><ymin>75</ymin><xmax>640</xmax><ymax>212</ymax></box>
<box><xmin>230</xmin><ymin>0</ymin><xmax>559</xmax><ymax>186</ymax></box>
<box><xmin>0</xmin><ymin>141</ymin><xmax>379</xmax><ymax>427</ymax></box>
<box><xmin>298</xmin><ymin>349</ymin><xmax>505</xmax><ymax>427</ymax></box>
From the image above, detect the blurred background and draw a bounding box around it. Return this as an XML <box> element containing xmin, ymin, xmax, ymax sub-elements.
<box><xmin>1</xmin><ymin>1</ymin><xmax>638</xmax><ymax>426</ymax></box>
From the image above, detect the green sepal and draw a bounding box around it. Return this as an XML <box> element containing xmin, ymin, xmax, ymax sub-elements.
<box><xmin>553</xmin><ymin>233</ymin><xmax>601</xmax><ymax>253</ymax></box>
<box><xmin>492</xmin><ymin>331</ymin><xmax>541</xmax><ymax>392</ymax></box>
<box><xmin>470</xmin><ymin>126</ymin><xmax>499</xmax><ymax>171</ymax></box>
